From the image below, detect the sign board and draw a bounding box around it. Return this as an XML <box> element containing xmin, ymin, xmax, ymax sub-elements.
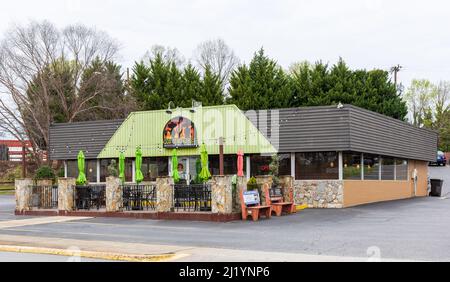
<box><xmin>163</xmin><ymin>116</ymin><xmax>198</xmax><ymax>149</ymax></box>
<box><xmin>243</xmin><ymin>191</ymin><xmax>260</xmax><ymax>206</ymax></box>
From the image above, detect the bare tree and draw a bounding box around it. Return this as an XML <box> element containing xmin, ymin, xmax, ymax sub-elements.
<box><xmin>194</xmin><ymin>38</ymin><xmax>239</xmax><ymax>89</ymax></box>
<box><xmin>0</xmin><ymin>21</ymin><xmax>121</xmax><ymax>163</ymax></box>
<box><xmin>143</xmin><ymin>44</ymin><xmax>185</xmax><ymax>67</ymax></box>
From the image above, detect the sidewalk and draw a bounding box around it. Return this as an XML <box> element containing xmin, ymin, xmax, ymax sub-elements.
<box><xmin>0</xmin><ymin>234</ymin><xmax>416</xmax><ymax>262</ymax></box>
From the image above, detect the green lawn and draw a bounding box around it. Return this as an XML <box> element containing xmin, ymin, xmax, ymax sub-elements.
<box><xmin>0</xmin><ymin>184</ymin><xmax>14</xmax><ymax>195</ymax></box>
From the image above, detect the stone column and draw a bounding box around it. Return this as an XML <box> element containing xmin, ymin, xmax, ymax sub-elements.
<box><xmin>211</xmin><ymin>176</ymin><xmax>233</xmax><ymax>214</ymax></box>
<box><xmin>15</xmin><ymin>179</ymin><xmax>33</xmax><ymax>212</ymax></box>
<box><xmin>234</xmin><ymin>176</ymin><xmax>247</xmax><ymax>212</ymax></box>
<box><xmin>255</xmin><ymin>176</ymin><xmax>273</xmax><ymax>205</ymax></box>
<box><xmin>280</xmin><ymin>175</ymin><xmax>294</xmax><ymax>202</ymax></box>
<box><xmin>58</xmin><ymin>178</ymin><xmax>76</xmax><ymax>212</ymax></box>
<box><xmin>156</xmin><ymin>177</ymin><xmax>174</xmax><ymax>212</ymax></box>
<box><xmin>106</xmin><ymin>176</ymin><xmax>123</xmax><ymax>212</ymax></box>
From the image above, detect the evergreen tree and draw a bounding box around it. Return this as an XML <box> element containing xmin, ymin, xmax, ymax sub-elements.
<box><xmin>227</xmin><ymin>48</ymin><xmax>292</xmax><ymax>110</ymax></box>
<box><xmin>201</xmin><ymin>64</ymin><xmax>224</xmax><ymax>106</ymax></box>
<box><xmin>131</xmin><ymin>54</ymin><xmax>183</xmax><ymax>110</ymax></box>
<box><xmin>180</xmin><ymin>63</ymin><xmax>202</xmax><ymax>107</ymax></box>
<box><xmin>289</xmin><ymin>58</ymin><xmax>408</xmax><ymax>120</ymax></box>
<box><xmin>130</xmin><ymin>61</ymin><xmax>152</xmax><ymax>110</ymax></box>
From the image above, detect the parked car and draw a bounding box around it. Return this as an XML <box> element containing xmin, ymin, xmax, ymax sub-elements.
<box><xmin>430</xmin><ymin>151</ymin><xmax>447</xmax><ymax>166</ymax></box>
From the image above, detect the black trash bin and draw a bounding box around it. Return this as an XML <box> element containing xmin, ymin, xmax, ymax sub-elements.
<box><xmin>430</xmin><ymin>179</ymin><xmax>444</xmax><ymax>197</ymax></box>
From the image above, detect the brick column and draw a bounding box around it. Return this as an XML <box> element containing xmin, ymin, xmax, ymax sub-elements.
<box><xmin>211</xmin><ymin>176</ymin><xmax>233</xmax><ymax>214</ymax></box>
<box><xmin>58</xmin><ymin>178</ymin><xmax>76</xmax><ymax>212</ymax></box>
<box><xmin>106</xmin><ymin>176</ymin><xmax>123</xmax><ymax>212</ymax></box>
<box><xmin>15</xmin><ymin>178</ymin><xmax>33</xmax><ymax>212</ymax></box>
<box><xmin>156</xmin><ymin>177</ymin><xmax>174</xmax><ymax>212</ymax></box>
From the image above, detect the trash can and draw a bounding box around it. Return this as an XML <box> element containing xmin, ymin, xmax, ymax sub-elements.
<box><xmin>430</xmin><ymin>179</ymin><xmax>444</xmax><ymax>197</ymax></box>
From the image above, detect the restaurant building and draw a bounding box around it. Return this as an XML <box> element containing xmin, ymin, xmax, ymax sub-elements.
<box><xmin>49</xmin><ymin>104</ymin><xmax>438</xmax><ymax>208</ymax></box>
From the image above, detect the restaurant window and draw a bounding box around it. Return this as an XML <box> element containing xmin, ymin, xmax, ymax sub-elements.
<box><xmin>381</xmin><ymin>157</ymin><xmax>395</xmax><ymax>180</ymax></box>
<box><xmin>67</xmin><ymin>160</ymin><xmax>78</xmax><ymax>178</ymax></box>
<box><xmin>125</xmin><ymin>158</ymin><xmax>133</xmax><ymax>182</ymax></box>
<box><xmin>278</xmin><ymin>154</ymin><xmax>291</xmax><ymax>176</ymax></box>
<box><xmin>250</xmin><ymin>155</ymin><xmax>272</xmax><ymax>176</ymax></box>
<box><xmin>295</xmin><ymin>152</ymin><xmax>338</xmax><ymax>180</ymax></box>
<box><xmin>209</xmin><ymin>155</ymin><xmax>242</xmax><ymax>176</ymax></box>
<box><xmin>141</xmin><ymin>157</ymin><xmax>169</xmax><ymax>181</ymax></box>
<box><xmin>100</xmin><ymin>159</ymin><xmax>118</xmax><ymax>183</ymax></box>
<box><xmin>396</xmin><ymin>159</ymin><xmax>408</xmax><ymax>180</ymax></box>
<box><xmin>363</xmin><ymin>154</ymin><xmax>380</xmax><ymax>180</ymax></box>
<box><xmin>343</xmin><ymin>152</ymin><xmax>362</xmax><ymax>180</ymax></box>
<box><xmin>86</xmin><ymin>160</ymin><xmax>97</xmax><ymax>183</ymax></box>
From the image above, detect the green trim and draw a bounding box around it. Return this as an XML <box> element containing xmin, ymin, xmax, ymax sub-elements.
<box><xmin>98</xmin><ymin>105</ymin><xmax>276</xmax><ymax>158</ymax></box>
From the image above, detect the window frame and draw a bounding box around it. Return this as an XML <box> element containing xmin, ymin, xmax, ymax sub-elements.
<box><xmin>295</xmin><ymin>151</ymin><xmax>339</xmax><ymax>181</ymax></box>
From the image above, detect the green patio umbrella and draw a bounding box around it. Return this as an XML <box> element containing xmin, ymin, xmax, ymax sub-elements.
<box><xmin>135</xmin><ymin>147</ymin><xmax>144</xmax><ymax>184</ymax></box>
<box><xmin>76</xmin><ymin>151</ymin><xmax>87</xmax><ymax>185</ymax></box>
<box><xmin>119</xmin><ymin>151</ymin><xmax>125</xmax><ymax>184</ymax></box>
<box><xmin>199</xmin><ymin>144</ymin><xmax>211</xmax><ymax>183</ymax></box>
<box><xmin>172</xmin><ymin>149</ymin><xmax>180</xmax><ymax>183</ymax></box>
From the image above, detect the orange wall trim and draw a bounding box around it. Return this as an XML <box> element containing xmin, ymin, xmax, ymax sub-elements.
<box><xmin>343</xmin><ymin>161</ymin><xmax>429</xmax><ymax>208</ymax></box>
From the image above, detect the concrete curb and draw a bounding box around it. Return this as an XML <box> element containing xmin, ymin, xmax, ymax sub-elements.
<box><xmin>0</xmin><ymin>245</ymin><xmax>184</xmax><ymax>262</ymax></box>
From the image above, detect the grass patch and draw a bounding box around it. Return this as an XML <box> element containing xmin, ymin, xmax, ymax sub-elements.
<box><xmin>0</xmin><ymin>184</ymin><xmax>14</xmax><ymax>195</ymax></box>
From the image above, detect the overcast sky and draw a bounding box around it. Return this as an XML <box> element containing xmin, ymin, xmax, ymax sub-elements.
<box><xmin>0</xmin><ymin>0</ymin><xmax>449</xmax><ymax>88</ymax></box>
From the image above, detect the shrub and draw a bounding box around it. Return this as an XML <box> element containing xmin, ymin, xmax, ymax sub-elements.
<box><xmin>269</xmin><ymin>154</ymin><xmax>280</xmax><ymax>188</ymax></box>
<box><xmin>107</xmin><ymin>160</ymin><xmax>118</xmax><ymax>177</ymax></box>
<box><xmin>34</xmin><ymin>166</ymin><xmax>55</xmax><ymax>180</ymax></box>
<box><xmin>247</xmin><ymin>176</ymin><xmax>258</xmax><ymax>191</ymax></box>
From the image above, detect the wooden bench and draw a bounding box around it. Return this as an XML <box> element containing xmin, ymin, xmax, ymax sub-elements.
<box><xmin>264</xmin><ymin>184</ymin><xmax>295</xmax><ymax>217</ymax></box>
<box><xmin>240</xmin><ymin>190</ymin><xmax>272</xmax><ymax>221</ymax></box>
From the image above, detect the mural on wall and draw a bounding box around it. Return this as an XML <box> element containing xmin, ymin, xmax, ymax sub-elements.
<box><xmin>163</xmin><ymin>116</ymin><xmax>198</xmax><ymax>149</ymax></box>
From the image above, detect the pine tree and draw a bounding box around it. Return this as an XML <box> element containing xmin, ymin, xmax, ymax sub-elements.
<box><xmin>289</xmin><ymin>58</ymin><xmax>408</xmax><ymax>120</ymax></box>
<box><xmin>227</xmin><ymin>48</ymin><xmax>292</xmax><ymax>110</ymax></box>
<box><xmin>130</xmin><ymin>61</ymin><xmax>152</xmax><ymax>110</ymax></box>
<box><xmin>131</xmin><ymin>54</ymin><xmax>183</xmax><ymax>110</ymax></box>
<box><xmin>201</xmin><ymin>64</ymin><xmax>224</xmax><ymax>106</ymax></box>
<box><xmin>180</xmin><ymin>63</ymin><xmax>202</xmax><ymax>107</ymax></box>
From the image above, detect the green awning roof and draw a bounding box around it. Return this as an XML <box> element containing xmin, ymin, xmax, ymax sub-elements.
<box><xmin>98</xmin><ymin>104</ymin><xmax>276</xmax><ymax>158</ymax></box>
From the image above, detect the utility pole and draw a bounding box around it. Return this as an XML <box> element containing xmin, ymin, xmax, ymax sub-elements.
<box><xmin>390</xmin><ymin>65</ymin><xmax>403</xmax><ymax>89</ymax></box>
<box><xmin>21</xmin><ymin>145</ymin><xmax>26</xmax><ymax>178</ymax></box>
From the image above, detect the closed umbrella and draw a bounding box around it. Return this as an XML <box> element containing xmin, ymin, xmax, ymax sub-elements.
<box><xmin>119</xmin><ymin>151</ymin><xmax>125</xmax><ymax>184</ymax></box>
<box><xmin>172</xmin><ymin>149</ymin><xmax>180</xmax><ymax>183</ymax></box>
<box><xmin>199</xmin><ymin>144</ymin><xmax>211</xmax><ymax>182</ymax></box>
<box><xmin>237</xmin><ymin>149</ymin><xmax>244</xmax><ymax>177</ymax></box>
<box><xmin>135</xmin><ymin>147</ymin><xmax>144</xmax><ymax>184</ymax></box>
<box><xmin>76</xmin><ymin>151</ymin><xmax>87</xmax><ymax>185</ymax></box>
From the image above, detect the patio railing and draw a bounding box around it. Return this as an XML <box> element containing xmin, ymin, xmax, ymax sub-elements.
<box><xmin>29</xmin><ymin>185</ymin><xmax>58</xmax><ymax>209</ymax></box>
<box><xmin>74</xmin><ymin>185</ymin><xmax>106</xmax><ymax>210</ymax></box>
<box><xmin>122</xmin><ymin>184</ymin><xmax>157</xmax><ymax>211</ymax></box>
<box><xmin>173</xmin><ymin>183</ymin><xmax>212</xmax><ymax>212</ymax></box>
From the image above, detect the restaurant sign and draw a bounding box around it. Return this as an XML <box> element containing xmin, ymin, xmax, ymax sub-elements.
<box><xmin>163</xmin><ymin>116</ymin><xmax>198</xmax><ymax>149</ymax></box>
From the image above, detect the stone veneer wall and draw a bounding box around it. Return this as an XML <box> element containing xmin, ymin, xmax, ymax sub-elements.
<box><xmin>156</xmin><ymin>177</ymin><xmax>174</xmax><ymax>212</ymax></box>
<box><xmin>106</xmin><ymin>176</ymin><xmax>122</xmax><ymax>212</ymax></box>
<box><xmin>58</xmin><ymin>178</ymin><xmax>76</xmax><ymax>211</ymax></box>
<box><xmin>211</xmin><ymin>176</ymin><xmax>233</xmax><ymax>214</ymax></box>
<box><xmin>294</xmin><ymin>180</ymin><xmax>344</xmax><ymax>208</ymax></box>
<box><xmin>15</xmin><ymin>179</ymin><xmax>33</xmax><ymax>212</ymax></box>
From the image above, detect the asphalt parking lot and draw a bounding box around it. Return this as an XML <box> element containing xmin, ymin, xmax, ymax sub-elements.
<box><xmin>1</xmin><ymin>166</ymin><xmax>450</xmax><ymax>261</ymax></box>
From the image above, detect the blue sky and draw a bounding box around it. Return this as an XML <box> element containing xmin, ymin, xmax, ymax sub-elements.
<box><xmin>0</xmin><ymin>0</ymin><xmax>449</xmax><ymax>88</ymax></box>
